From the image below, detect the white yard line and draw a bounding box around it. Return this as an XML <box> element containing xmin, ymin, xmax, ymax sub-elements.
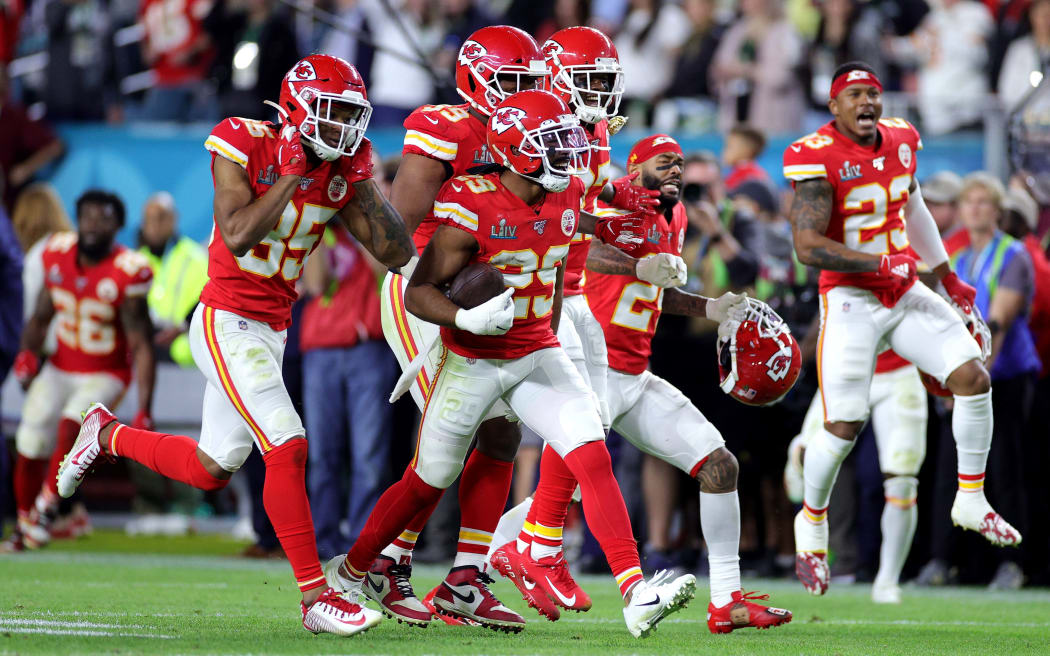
<box><xmin>0</xmin><ymin>618</ymin><xmax>148</xmax><ymax>629</ymax></box>
<box><xmin>0</xmin><ymin>626</ymin><xmax>174</xmax><ymax>638</ymax></box>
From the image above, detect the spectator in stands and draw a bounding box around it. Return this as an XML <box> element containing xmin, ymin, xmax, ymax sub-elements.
<box><xmin>614</xmin><ymin>0</ymin><xmax>692</xmax><ymax>122</ymax></box>
<box><xmin>0</xmin><ymin>68</ymin><xmax>64</xmax><ymax>213</ymax></box>
<box><xmin>1002</xmin><ymin>185</ymin><xmax>1050</xmax><ymax>378</ymax></box>
<box><xmin>651</xmin><ymin>0</ymin><xmax>725</xmax><ymax>132</ymax></box>
<box><xmin>136</xmin><ymin>192</ymin><xmax>208</xmax><ymax>368</ymax></box>
<box><xmin>886</xmin><ymin>0</ymin><xmax>994</xmax><ymax>134</ymax></box>
<box><xmin>11</xmin><ymin>183</ymin><xmax>70</xmax><ymax>352</ymax></box>
<box><xmin>920</xmin><ymin>173</ymin><xmax>1041</xmax><ymax>590</ymax></box>
<box><xmin>204</xmin><ymin>0</ymin><xmax>299</xmax><ymax>120</ymax></box>
<box><xmin>532</xmin><ymin>0</ymin><xmax>588</xmax><ymax>44</ymax></box>
<box><xmin>41</xmin><ymin>0</ymin><xmax>121</xmax><ymax>121</ymax></box>
<box><xmin>362</xmin><ymin>0</ymin><xmax>442</xmax><ymax>125</ymax></box>
<box><xmin>923</xmin><ymin>170</ymin><xmax>966</xmax><ymax>240</ymax></box>
<box><xmin>315</xmin><ymin>0</ymin><xmax>374</xmax><ymax>84</ymax></box>
<box><xmin>802</xmin><ymin>0</ymin><xmax>886</xmax><ymax>115</ymax></box>
<box><xmin>998</xmin><ymin>0</ymin><xmax>1050</xmax><ymax>112</ymax></box>
<box><xmin>681</xmin><ymin>150</ymin><xmax>762</xmax><ymax>295</ymax></box>
<box><xmin>300</xmin><ymin>222</ymin><xmax>397</xmax><ymax>559</ymax></box>
<box><xmin>710</xmin><ymin>0</ymin><xmax>805</xmax><ymax>135</ymax></box>
<box><xmin>136</xmin><ymin>0</ymin><xmax>216</xmax><ymax>121</ymax></box>
<box><xmin>0</xmin><ymin>204</ymin><xmax>22</xmax><ymax>538</ymax></box>
<box><xmin>722</xmin><ymin>123</ymin><xmax>772</xmax><ymax>191</ymax></box>
<box><xmin>0</xmin><ymin>0</ymin><xmax>23</xmax><ymax>64</ymax></box>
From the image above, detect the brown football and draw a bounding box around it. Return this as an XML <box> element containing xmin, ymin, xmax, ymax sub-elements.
<box><xmin>448</xmin><ymin>262</ymin><xmax>505</xmax><ymax>309</ymax></box>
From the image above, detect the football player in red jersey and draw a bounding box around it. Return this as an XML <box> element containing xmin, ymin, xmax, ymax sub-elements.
<box><xmin>55</xmin><ymin>55</ymin><xmax>415</xmax><ymax>637</ymax></box>
<box><xmin>367</xmin><ymin>25</ymin><xmax>661</xmax><ymax>627</ymax></box>
<box><xmin>328</xmin><ymin>90</ymin><xmax>696</xmax><ymax>638</ymax></box>
<box><xmin>5</xmin><ymin>191</ymin><xmax>154</xmax><ymax>553</ymax></box>
<box><xmin>491</xmin><ymin>134</ymin><xmax>796</xmax><ymax>633</ymax></box>
<box><xmin>487</xmin><ymin>26</ymin><xmax>688</xmax><ymax>620</ymax></box>
<box><xmin>784</xmin><ymin>61</ymin><xmax>1020</xmax><ymax>597</ymax></box>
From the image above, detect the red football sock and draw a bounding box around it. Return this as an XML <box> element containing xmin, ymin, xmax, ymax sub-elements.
<box><xmin>347</xmin><ymin>467</ymin><xmax>443</xmax><ymax>577</ymax></box>
<box><xmin>14</xmin><ymin>455</ymin><xmax>47</xmax><ymax>514</ymax></box>
<box><xmin>110</xmin><ymin>424</ymin><xmax>228</xmax><ymax>491</ymax></box>
<box><xmin>44</xmin><ymin>418</ymin><xmax>82</xmax><ymax>496</ymax></box>
<box><xmin>454</xmin><ymin>450</ymin><xmax>513</xmax><ymax>568</ymax></box>
<box><xmin>389</xmin><ymin>495</ymin><xmax>441</xmax><ymax>554</ymax></box>
<box><xmin>529</xmin><ymin>446</ymin><xmax>576</xmax><ymax>558</ymax></box>
<box><xmin>562</xmin><ymin>441</ymin><xmax>642</xmax><ymax>597</ymax></box>
<box><xmin>262</xmin><ymin>440</ymin><xmax>325</xmax><ymax>592</ymax></box>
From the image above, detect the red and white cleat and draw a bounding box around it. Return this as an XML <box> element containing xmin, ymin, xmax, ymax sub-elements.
<box><xmin>519</xmin><ymin>553</ymin><xmax>591</xmax><ymax>613</ymax></box>
<box><xmin>489</xmin><ymin>542</ymin><xmax>560</xmax><ymax>621</ymax></box>
<box><xmin>362</xmin><ymin>555</ymin><xmax>432</xmax><ymax>626</ymax></box>
<box><xmin>431</xmin><ymin>566</ymin><xmax>526</xmax><ymax>632</ymax></box>
<box><xmin>56</xmin><ymin>403</ymin><xmax>116</xmax><ymax>498</ymax></box>
<box><xmin>794</xmin><ymin>510</ymin><xmax>830</xmax><ymax>595</ymax></box>
<box><xmin>951</xmin><ymin>494</ymin><xmax>1022</xmax><ymax>547</ymax></box>
<box><xmin>301</xmin><ymin>587</ymin><xmax>382</xmax><ymax>637</ymax></box>
<box><xmin>707</xmin><ymin>590</ymin><xmax>792</xmax><ymax>634</ymax></box>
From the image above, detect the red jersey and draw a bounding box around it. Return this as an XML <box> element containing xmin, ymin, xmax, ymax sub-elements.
<box><xmin>41</xmin><ymin>233</ymin><xmax>153</xmax><ymax>383</ymax></box>
<box><xmin>139</xmin><ymin>0</ymin><xmax>214</xmax><ymax>87</ymax></box>
<box><xmin>435</xmin><ymin>173</ymin><xmax>585</xmax><ymax>360</ymax></box>
<box><xmin>585</xmin><ymin>203</ymin><xmax>688</xmax><ymax>375</ymax></box>
<box><xmin>401</xmin><ymin>103</ymin><xmax>493</xmax><ymax>252</ymax></box>
<box><xmin>783</xmin><ymin>118</ymin><xmax>922</xmax><ymax>307</ymax></box>
<box><xmin>564</xmin><ymin>119</ymin><xmax>612</xmax><ymax>297</ymax></box>
<box><xmin>202</xmin><ymin>117</ymin><xmax>375</xmax><ymax>330</ymax></box>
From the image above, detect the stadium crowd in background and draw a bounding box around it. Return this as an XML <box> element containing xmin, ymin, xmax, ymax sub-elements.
<box><xmin>1</xmin><ymin>0</ymin><xmax>1049</xmax><ymax>602</ymax></box>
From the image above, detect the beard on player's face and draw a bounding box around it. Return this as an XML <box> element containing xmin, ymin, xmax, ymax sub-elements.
<box><xmin>78</xmin><ymin>231</ymin><xmax>114</xmax><ymax>260</ymax></box>
<box><xmin>641</xmin><ymin>168</ymin><xmax>681</xmax><ymax>209</ymax></box>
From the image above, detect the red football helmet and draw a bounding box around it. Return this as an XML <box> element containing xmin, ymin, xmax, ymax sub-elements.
<box><xmin>456</xmin><ymin>25</ymin><xmax>549</xmax><ymax>117</ymax></box>
<box><xmin>717</xmin><ymin>298</ymin><xmax>802</xmax><ymax>406</ymax></box>
<box><xmin>920</xmin><ymin>303</ymin><xmax>992</xmax><ymax>397</ymax></box>
<box><xmin>542</xmin><ymin>26</ymin><xmax>624</xmax><ymax>125</ymax></box>
<box><xmin>269</xmin><ymin>54</ymin><xmax>372</xmax><ymax>161</ymax></box>
<box><xmin>487</xmin><ymin>90</ymin><xmax>591</xmax><ymax>193</ymax></box>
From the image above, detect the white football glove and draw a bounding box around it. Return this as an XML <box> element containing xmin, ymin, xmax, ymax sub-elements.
<box><xmin>635</xmin><ymin>253</ymin><xmax>687</xmax><ymax>288</ymax></box>
<box><xmin>705</xmin><ymin>291</ymin><xmax>748</xmax><ymax>324</ymax></box>
<box><xmin>454</xmin><ymin>288</ymin><xmax>515</xmax><ymax>336</ymax></box>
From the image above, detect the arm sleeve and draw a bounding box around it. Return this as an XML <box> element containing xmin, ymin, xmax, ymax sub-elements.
<box><xmin>903</xmin><ymin>184</ymin><xmax>949</xmax><ymax>269</ymax></box>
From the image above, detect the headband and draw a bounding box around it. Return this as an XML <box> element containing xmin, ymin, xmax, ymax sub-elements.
<box><xmin>830</xmin><ymin>69</ymin><xmax>883</xmax><ymax>100</ymax></box>
<box><xmin>628</xmin><ymin>134</ymin><xmax>683</xmax><ymax>165</ymax></box>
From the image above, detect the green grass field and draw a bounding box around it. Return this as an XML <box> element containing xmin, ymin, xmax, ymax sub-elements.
<box><xmin>1</xmin><ymin>531</ymin><xmax>1048</xmax><ymax>655</ymax></box>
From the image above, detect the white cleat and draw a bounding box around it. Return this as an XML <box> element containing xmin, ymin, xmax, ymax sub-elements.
<box><xmin>794</xmin><ymin>510</ymin><xmax>830</xmax><ymax>595</ymax></box>
<box><xmin>623</xmin><ymin>570</ymin><xmax>696</xmax><ymax>638</ymax></box>
<box><xmin>323</xmin><ymin>554</ymin><xmax>355</xmax><ymax>592</ymax></box>
<box><xmin>950</xmin><ymin>493</ymin><xmax>1022</xmax><ymax>547</ymax></box>
<box><xmin>56</xmin><ymin>403</ymin><xmax>117</xmax><ymax>498</ymax></box>
<box><xmin>301</xmin><ymin>587</ymin><xmax>382</xmax><ymax>636</ymax></box>
<box><xmin>871</xmin><ymin>582</ymin><xmax>902</xmax><ymax>604</ymax></box>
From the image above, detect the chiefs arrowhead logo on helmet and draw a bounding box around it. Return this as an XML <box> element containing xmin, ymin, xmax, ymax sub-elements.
<box><xmin>491</xmin><ymin>106</ymin><xmax>526</xmax><ymax>134</ymax></box>
<box><xmin>292</xmin><ymin>61</ymin><xmax>317</xmax><ymax>81</ymax></box>
<box><xmin>717</xmin><ymin>298</ymin><xmax>801</xmax><ymax>406</ymax></box>
<box><xmin>542</xmin><ymin>40</ymin><xmax>564</xmax><ymax>60</ymax></box>
<box><xmin>458</xmin><ymin>40</ymin><xmax>487</xmax><ymax>65</ymax></box>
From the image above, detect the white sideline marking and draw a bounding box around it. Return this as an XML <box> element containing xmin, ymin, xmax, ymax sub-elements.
<box><xmin>0</xmin><ymin>618</ymin><xmax>147</xmax><ymax>629</ymax></box>
<box><xmin>0</xmin><ymin>627</ymin><xmax>174</xmax><ymax>638</ymax></box>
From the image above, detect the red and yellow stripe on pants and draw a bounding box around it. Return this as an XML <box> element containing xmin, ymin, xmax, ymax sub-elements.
<box><xmin>387</xmin><ymin>274</ymin><xmax>432</xmax><ymax>401</ymax></box>
<box><xmin>202</xmin><ymin>306</ymin><xmax>274</xmax><ymax>452</ymax></box>
<box><xmin>409</xmin><ymin>347</ymin><xmax>448</xmax><ymax>471</ymax></box>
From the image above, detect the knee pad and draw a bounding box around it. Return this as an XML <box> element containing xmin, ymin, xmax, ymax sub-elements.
<box><xmin>883</xmin><ymin>476</ymin><xmax>918</xmax><ymax>509</ymax></box>
<box><xmin>415</xmin><ymin>450</ymin><xmax>465</xmax><ymax>489</ymax></box>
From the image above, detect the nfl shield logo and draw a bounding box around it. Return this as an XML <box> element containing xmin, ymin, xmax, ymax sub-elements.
<box><xmin>238</xmin><ymin>320</ymin><xmax>248</xmax><ymax>330</ymax></box>
<box><xmin>842</xmin><ymin>302</ymin><xmax>851</xmax><ymax>313</ymax></box>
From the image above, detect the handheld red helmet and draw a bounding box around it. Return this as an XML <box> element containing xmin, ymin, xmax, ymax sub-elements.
<box><xmin>717</xmin><ymin>298</ymin><xmax>801</xmax><ymax>406</ymax></box>
<box><xmin>269</xmin><ymin>54</ymin><xmax>372</xmax><ymax>161</ymax></box>
<box><xmin>920</xmin><ymin>303</ymin><xmax>992</xmax><ymax>397</ymax></box>
<box><xmin>487</xmin><ymin>89</ymin><xmax>591</xmax><ymax>193</ymax></box>
<box><xmin>542</xmin><ymin>26</ymin><xmax>624</xmax><ymax>125</ymax></box>
<box><xmin>456</xmin><ymin>25</ymin><xmax>549</xmax><ymax>117</ymax></box>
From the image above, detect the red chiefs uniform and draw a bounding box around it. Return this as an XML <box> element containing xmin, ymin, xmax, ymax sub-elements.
<box><xmin>202</xmin><ymin>117</ymin><xmax>374</xmax><ymax>329</ymax></box>
<box><xmin>41</xmin><ymin>233</ymin><xmax>153</xmax><ymax>383</ymax></box>
<box><xmin>783</xmin><ymin>118</ymin><xmax>922</xmax><ymax>306</ymax></box>
<box><xmin>139</xmin><ymin>0</ymin><xmax>214</xmax><ymax>87</ymax></box>
<box><xmin>434</xmin><ymin>173</ymin><xmax>585</xmax><ymax>360</ymax></box>
<box><xmin>401</xmin><ymin>103</ymin><xmax>494</xmax><ymax>252</ymax></box>
<box><xmin>563</xmin><ymin>118</ymin><xmax>612</xmax><ymax>296</ymax></box>
<box><xmin>585</xmin><ymin>203</ymin><xmax>688</xmax><ymax>374</ymax></box>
